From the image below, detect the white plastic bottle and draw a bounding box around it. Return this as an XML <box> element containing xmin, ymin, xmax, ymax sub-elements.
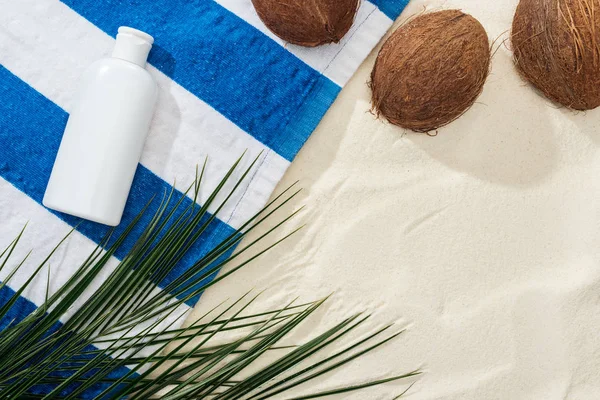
<box><xmin>44</xmin><ymin>27</ymin><xmax>157</xmax><ymax>226</ymax></box>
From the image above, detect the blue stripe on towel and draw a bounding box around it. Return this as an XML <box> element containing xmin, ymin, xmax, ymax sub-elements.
<box><xmin>60</xmin><ymin>0</ymin><xmax>340</xmax><ymax>162</ymax></box>
<box><xmin>370</xmin><ymin>0</ymin><xmax>410</xmax><ymax>20</ymax></box>
<box><xmin>0</xmin><ymin>65</ymin><xmax>235</xmax><ymax>306</ymax></box>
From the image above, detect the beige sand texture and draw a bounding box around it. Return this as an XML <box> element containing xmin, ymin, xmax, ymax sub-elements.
<box><xmin>190</xmin><ymin>0</ymin><xmax>600</xmax><ymax>398</ymax></box>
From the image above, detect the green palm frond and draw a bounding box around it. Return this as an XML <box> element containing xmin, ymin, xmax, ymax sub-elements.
<box><xmin>0</xmin><ymin>155</ymin><xmax>419</xmax><ymax>399</ymax></box>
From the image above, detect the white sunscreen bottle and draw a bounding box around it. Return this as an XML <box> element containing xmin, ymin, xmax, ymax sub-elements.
<box><xmin>44</xmin><ymin>27</ymin><xmax>157</xmax><ymax>226</ymax></box>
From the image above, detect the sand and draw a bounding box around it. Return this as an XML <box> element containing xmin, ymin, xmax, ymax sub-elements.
<box><xmin>190</xmin><ymin>0</ymin><xmax>600</xmax><ymax>398</ymax></box>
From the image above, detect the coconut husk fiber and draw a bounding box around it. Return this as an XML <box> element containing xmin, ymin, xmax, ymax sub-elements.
<box><xmin>370</xmin><ymin>10</ymin><xmax>491</xmax><ymax>133</ymax></box>
<box><xmin>512</xmin><ymin>0</ymin><xmax>600</xmax><ymax>110</ymax></box>
<box><xmin>251</xmin><ymin>0</ymin><xmax>360</xmax><ymax>47</ymax></box>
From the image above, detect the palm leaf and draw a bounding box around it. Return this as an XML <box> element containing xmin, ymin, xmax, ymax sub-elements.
<box><xmin>0</xmin><ymin>155</ymin><xmax>419</xmax><ymax>399</ymax></box>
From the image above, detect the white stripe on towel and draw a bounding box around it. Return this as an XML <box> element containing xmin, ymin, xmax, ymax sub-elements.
<box><xmin>214</xmin><ymin>0</ymin><xmax>392</xmax><ymax>86</ymax></box>
<box><xmin>0</xmin><ymin>177</ymin><xmax>192</xmax><ymax>328</ymax></box>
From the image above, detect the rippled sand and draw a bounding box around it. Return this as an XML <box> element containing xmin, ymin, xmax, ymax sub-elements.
<box><xmin>195</xmin><ymin>0</ymin><xmax>600</xmax><ymax>398</ymax></box>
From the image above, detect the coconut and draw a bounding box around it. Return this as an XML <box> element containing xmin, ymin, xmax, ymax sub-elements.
<box><xmin>251</xmin><ymin>0</ymin><xmax>360</xmax><ymax>47</ymax></box>
<box><xmin>370</xmin><ymin>10</ymin><xmax>491</xmax><ymax>133</ymax></box>
<box><xmin>512</xmin><ymin>0</ymin><xmax>600</xmax><ymax>110</ymax></box>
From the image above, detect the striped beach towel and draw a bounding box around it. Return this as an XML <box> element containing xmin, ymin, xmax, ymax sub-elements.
<box><xmin>0</xmin><ymin>0</ymin><xmax>408</xmax><ymax>394</ymax></box>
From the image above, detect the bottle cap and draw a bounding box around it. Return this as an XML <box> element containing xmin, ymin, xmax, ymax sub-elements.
<box><xmin>112</xmin><ymin>26</ymin><xmax>154</xmax><ymax>67</ymax></box>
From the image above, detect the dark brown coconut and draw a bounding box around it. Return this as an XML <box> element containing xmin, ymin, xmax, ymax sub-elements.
<box><xmin>512</xmin><ymin>0</ymin><xmax>600</xmax><ymax>110</ymax></box>
<box><xmin>251</xmin><ymin>0</ymin><xmax>360</xmax><ymax>47</ymax></box>
<box><xmin>370</xmin><ymin>10</ymin><xmax>491</xmax><ymax>133</ymax></box>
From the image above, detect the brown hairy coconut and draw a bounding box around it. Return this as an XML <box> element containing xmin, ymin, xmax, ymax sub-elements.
<box><xmin>251</xmin><ymin>0</ymin><xmax>360</xmax><ymax>47</ymax></box>
<box><xmin>370</xmin><ymin>10</ymin><xmax>491</xmax><ymax>133</ymax></box>
<box><xmin>512</xmin><ymin>0</ymin><xmax>600</xmax><ymax>110</ymax></box>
